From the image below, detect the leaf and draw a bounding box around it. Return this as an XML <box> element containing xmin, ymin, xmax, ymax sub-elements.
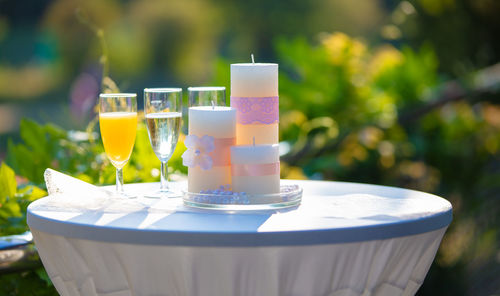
<box><xmin>6</xmin><ymin>141</ymin><xmax>39</xmax><ymax>184</ymax></box>
<box><xmin>17</xmin><ymin>185</ymin><xmax>47</xmax><ymax>201</ymax></box>
<box><xmin>19</xmin><ymin>119</ymin><xmax>48</xmax><ymax>155</ymax></box>
<box><xmin>0</xmin><ymin>202</ymin><xmax>21</xmax><ymax>219</ymax></box>
<box><xmin>35</xmin><ymin>268</ymin><xmax>53</xmax><ymax>287</ymax></box>
<box><xmin>6</xmin><ymin>120</ymin><xmax>69</xmax><ymax>185</ymax></box>
<box><xmin>44</xmin><ymin>123</ymin><xmax>67</xmax><ymax>139</ymax></box>
<box><xmin>30</xmin><ymin>186</ymin><xmax>47</xmax><ymax>200</ymax></box>
<box><xmin>0</xmin><ymin>162</ymin><xmax>17</xmax><ymax>201</ymax></box>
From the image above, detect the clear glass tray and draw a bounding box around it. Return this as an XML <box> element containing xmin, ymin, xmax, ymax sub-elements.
<box><xmin>183</xmin><ymin>185</ymin><xmax>302</xmax><ymax>211</ymax></box>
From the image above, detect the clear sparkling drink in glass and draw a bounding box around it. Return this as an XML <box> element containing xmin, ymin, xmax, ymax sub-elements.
<box><xmin>144</xmin><ymin>88</ymin><xmax>183</xmax><ymax>198</ymax></box>
<box><xmin>146</xmin><ymin>112</ymin><xmax>182</xmax><ymax>161</ymax></box>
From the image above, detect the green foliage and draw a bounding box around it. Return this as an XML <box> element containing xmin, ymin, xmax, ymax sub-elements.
<box><xmin>273</xmin><ymin>33</ymin><xmax>500</xmax><ymax>294</ymax></box>
<box><xmin>0</xmin><ymin>162</ymin><xmax>46</xmax><ymax>236</ymax></box>
<box><xmin>6</xmin><ymin>120</ymin><xmax>67</xmax><ymax>185</ymax></box>
<box><xmin>0</xmin><ymin>161</ymin><xmax>51</xmax><ymax>295</ymax></box>
<box><xmin>0</xmin><ymin>163</ymin><xmax>53</xmax><ymax>296</ymax></box>
<box><xmin>0</xmin><ymin>162</ymin><xmax>21</xmax><ymax>226</ymax></box>
<box><xmin>0</xmin><ymin>268</ymin><xmax>56</xmax><ymax>296</ymax></box>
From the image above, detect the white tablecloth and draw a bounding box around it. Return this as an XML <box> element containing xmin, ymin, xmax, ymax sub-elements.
<box><xmin>27</xmin><ymin>180</ymin><xmax>452</xmax><ymax>296</ymax></box>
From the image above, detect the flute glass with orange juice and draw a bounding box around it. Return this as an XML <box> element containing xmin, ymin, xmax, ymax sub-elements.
<box><xmin>99</xmin><ymin>93</ymin><xmax>137</xmax><ymax>197</ymax></box>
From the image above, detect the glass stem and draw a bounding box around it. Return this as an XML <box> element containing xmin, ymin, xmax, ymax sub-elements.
<box><xmin>116</xmin><ymin>167</ymin><xmax>124</xmax><ymax>193</ymax></box>
<box><xmin>160</xmin><ymin>161</ymin><xmax>169</xmax><ymax>191</ymax></box>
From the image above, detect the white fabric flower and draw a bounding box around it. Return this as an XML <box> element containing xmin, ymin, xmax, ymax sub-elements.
<box><xmin>182</xmin><ymin>135</ymin><xmax>215</xmax><ymax>170</ymax></box>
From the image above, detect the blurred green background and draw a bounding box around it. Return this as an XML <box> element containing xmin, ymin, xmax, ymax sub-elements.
<box><xmin>0</xmin><ymin>0</ymin><xmax>499</xmax><ymax>295</ymax></box>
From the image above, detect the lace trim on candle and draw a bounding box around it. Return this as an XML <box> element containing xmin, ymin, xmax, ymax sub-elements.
<box><xmin>231</xmin><ymin>162</ymin><xmax>280</xmax><ymax>177</ymax></box>
<box><xmin>230</xmin><ymin>96</ymin><xmax>279</xmax><ymax>125</ymax></box>
<box><xmin>182</xmin><ymin>135</ymin><xmax>235</xmax><ymax>170</ymax></box>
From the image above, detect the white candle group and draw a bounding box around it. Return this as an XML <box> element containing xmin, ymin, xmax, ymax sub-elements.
<box><xmin>185</xmin><ymin>62</ymin><xmax>282</xmax><ymax>198</ymax></box>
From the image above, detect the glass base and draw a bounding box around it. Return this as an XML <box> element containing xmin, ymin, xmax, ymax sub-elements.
<box><xmin>144</xmin><ymin>189</ymin><xmax>183</xmax><ymax>199</ymax></box>
<box><xmin>183</xmin><ymin>185</ymin><xmax>302</xmax><ymax>211</ymax></box>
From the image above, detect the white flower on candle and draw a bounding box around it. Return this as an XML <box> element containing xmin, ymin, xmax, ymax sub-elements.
<box><xmin>182</xmin><ymin>135</ymin><xmax>215</xmax><ymax>170</ymax></box>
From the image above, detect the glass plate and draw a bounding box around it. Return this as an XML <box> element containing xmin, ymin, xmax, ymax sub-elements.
<box><xmin>183</xmin><ymin>185</ymin><xmax>302</xmax><ymax>211</ymax></box>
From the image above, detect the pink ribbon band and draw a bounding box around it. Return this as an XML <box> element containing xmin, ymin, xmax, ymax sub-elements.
<box><xmin>230</xmin><ymin>96</ymin><xmax>279</xmax><ymax>125</ymax></box>
<box><xmin>210</xmin><ymin>137</ymin><xmax>235</xmax><ymax>167</ymax></box>
<box><xmin>231</xmin><ymin>162</ymin><xmax>280</xmax><ymax>177</ymax></box>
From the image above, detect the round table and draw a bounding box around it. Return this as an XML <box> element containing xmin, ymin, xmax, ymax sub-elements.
<box><xmin>27</xmin><ymin>180</ymin><xmax>452</xmax><ymax>296</ymax></box>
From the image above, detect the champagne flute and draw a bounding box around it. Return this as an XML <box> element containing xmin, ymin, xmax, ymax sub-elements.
<box><xmin>144</xmin><ymin>88</ymin><xmax>183</xmax><ymax>198</ymax></box>
<box><xmin>99</xmin><ymin>93</ymin><xmax>138</xmax><ymax>197</ymax></box>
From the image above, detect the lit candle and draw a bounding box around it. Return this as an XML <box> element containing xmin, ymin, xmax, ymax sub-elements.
<box><xmin>183</xmin><ymin>87</ymin><xmax>236</xmax><ymax>193</ymax></box>
<box><xmin>230</xmin><ymin>62</ymin><xmax>279</xmax><ymax>145</ymax></box>
<box><xmin>230</xmin><ymin>142</ymin><xmax>280</xmax><ymax>195</ymax></box>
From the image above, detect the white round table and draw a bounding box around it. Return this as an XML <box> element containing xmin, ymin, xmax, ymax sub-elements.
<box><xmin>27</xmin><ymin>180</ymin><xmax>452</xmax><ymax>296</ymax></box>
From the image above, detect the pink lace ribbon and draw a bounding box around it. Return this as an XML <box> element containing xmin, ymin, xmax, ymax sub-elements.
<box><xmin>209</xmin><ymin>137</ymin><xmax>235</xmax><ymax>167</ymax></box>
<box><xmin>230</xmin><ymin>96</ymin><xmax>279</xmax><ymax>125</ymax></box>
<box><xmin>231</xmin><ymin>162</ymin><xmax>280</xmax><ymax>177</ymax></box>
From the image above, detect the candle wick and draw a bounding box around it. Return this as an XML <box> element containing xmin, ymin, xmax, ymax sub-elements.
<box><xmin>251</xmin><ymin>54</ymin><xmax>255</xmax><ymax>64</ymax></box>
<box><xmin>253</xmin><ymin>136</ymin><xmax>255</xmax><ymax>146</ymax></box>
<box><xmin>211</xmin><ymin>100</ymin><xmax>215</xmax><ymax>110</ymax></box>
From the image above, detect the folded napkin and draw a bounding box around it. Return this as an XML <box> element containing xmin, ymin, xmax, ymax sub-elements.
<box><xmin>42</xmin><ymin>169</ymin><xmax>132</xmax><ymax>211</ymax></box>
<box><xmin>44</xmin><ymin>168</ymin><xmax>113</xmax><ymax>197</ymax></box>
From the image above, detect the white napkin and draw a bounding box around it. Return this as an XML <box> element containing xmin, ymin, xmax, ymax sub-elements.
<box><xmin>42</xmin><ymin>168</ymin><xmax>126</xmax><ymax>211</ymax></box>
<box><xmin>44</xmin><ymin>168</ymin><xmax>113</xmax><ymax>197</ymax></box>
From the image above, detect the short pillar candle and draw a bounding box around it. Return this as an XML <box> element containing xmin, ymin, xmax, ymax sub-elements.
<box><xmin>183</xmin><ymin>87</ymin><xmax>236</xmax><ymax>193</ymax></box>
<box><xmin>230</xmin><ymin>144</ymin><xmax>280</xmax><ymax>195</ymax></box>
<box><xmin>230</xmin><ymin>63</ymin><xmax>279</xmax><ymax>145</ymax></box>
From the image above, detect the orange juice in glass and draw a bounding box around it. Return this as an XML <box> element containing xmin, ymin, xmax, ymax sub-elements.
<box><xmin>99</xmin><ymin>93</ymin><xmax>137</xmax><ymax>197</ymax></box>
<box><xmin>99</xmin><ymin>112</ymin><xmax>137</xmax><ymax>167</ymax></box>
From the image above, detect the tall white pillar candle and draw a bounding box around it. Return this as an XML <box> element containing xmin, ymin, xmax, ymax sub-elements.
<box><xmin>230</xmin><ymin>63</ymin><xmax>279</xmax><ymax>145</ymax></box>
<box><xmin>184</xmin><ymin>106</ymin><xmax>236</xmax><ymax>193</ymax></box>
<box><xmin>230</xmin><ymin>144</ymin><xmax>280</xmax><ymax>195</ymax></box>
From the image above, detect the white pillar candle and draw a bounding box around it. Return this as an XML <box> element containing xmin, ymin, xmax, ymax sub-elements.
<box><xmin>230</xmin><ymin>63</ymin><xmax>279</xmax><ymax>145</ymax></box>
<box><xmin>185</xmin><ymin>106</ymin><xmax>236</xmax><ymax>193</ymax></box>
<box><xmin>230</xmin><ymin>144</ymin><xmax>280</xmax><ymax>195</ymax></box>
